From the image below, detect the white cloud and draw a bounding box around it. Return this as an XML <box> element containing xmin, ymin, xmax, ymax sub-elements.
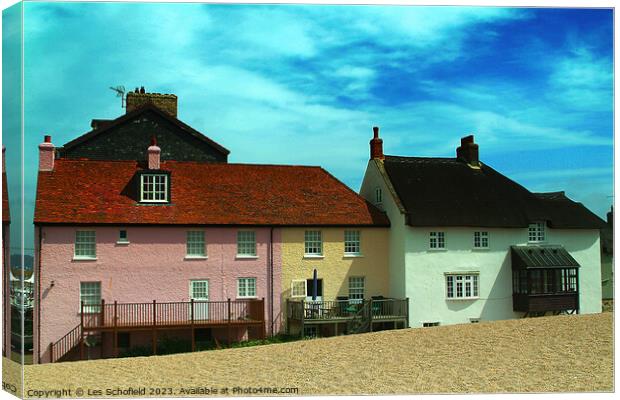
<box><xmin>548</xmin><ymin>46</ymin><xmax>612</xmax><ymax>111</ymax></box>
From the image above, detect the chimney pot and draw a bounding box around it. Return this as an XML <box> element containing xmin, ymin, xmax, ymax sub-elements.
<box><xmin>369</xmin><ymin>126</ymin><xmax>385</xmax><ymax>160</ymax></box>
<box><xmin>44</xmin><ymin>135</ymin><xmax>51</xmax><ymax>143</ymax></box>
<box><xmin>150</xmin><ymin>136</ymin><xmax>157</xmax><ymax>146</ymax></box>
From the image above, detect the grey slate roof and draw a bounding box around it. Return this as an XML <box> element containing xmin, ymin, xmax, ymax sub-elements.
<box><xmin>382</xmin><ymin>156</ymin><xmax>605</xmax><ymax>229</ymax></box>
<box><xmin>511</xmin><ymin>245</ymin><xmax>580</xmax><ymax>269</ymax></box>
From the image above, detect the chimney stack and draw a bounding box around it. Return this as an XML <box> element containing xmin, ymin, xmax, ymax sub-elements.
<box><xmin>39</xmin><ymin>135</ymin><xmax>55</xmax><ymax>171</ymax></box>
<box><xmin>147</xmin><ymin>136</ymin><xmax>161</xmax><ymax>170</ymax></box>
<box><xmin>456</xmin><ymin>134</ymin><xmax>480</xmax><ymax>167</ymax></box>
<box><xmin>370</xmin><ymin>126</ymin><xmax>384</xmax><ymax>160</ymax></box>
<box><xmin>2</xmin><ymin>146</ymin><xmax>5</xmax><ymax>173</ymax></box>
<box><xmin>125</xmin><ymin>87</ymin><xmax>178</xmax><ymax>117</ymax></box>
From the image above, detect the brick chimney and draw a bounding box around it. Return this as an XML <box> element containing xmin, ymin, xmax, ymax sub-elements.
<box><xmin>456</xmin><ymin>135</ymin><xmax>480</xmax><ymax>167</ymax></box>
<box><xmin>148</xmin><ymin>136</ymin><xmax>161</xmax><ymax>170</ymax></box>
<box><xmin>125</xmin><ymin>87</ymin><xmax>178</xmax><ymax>117</ymax></box>
<box><xmin>39</xmin><ymin>135</ymin><xmax>55</xmax><ymax>171</ymax></box>
<box><xmin>370</xmin><ymin>126</ymin><xmax>384</xmax><ymax>160</ymax></box>
<box><xmin>2</xmin><ymin>146</ymin><xmax>5</xmax><ymax>173</ymax></box>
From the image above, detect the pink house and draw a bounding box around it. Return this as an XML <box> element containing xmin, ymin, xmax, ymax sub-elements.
<box><xmin>33</xmin><ymin>89</ymin><xmax>387</xmax><ymax>363</ymax></box>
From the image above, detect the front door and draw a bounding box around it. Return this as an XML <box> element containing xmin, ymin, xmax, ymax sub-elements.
<box><xmin>190</xmin><ymin>280</ymin><xmax>209</xmax><ymax>320</ymax></box>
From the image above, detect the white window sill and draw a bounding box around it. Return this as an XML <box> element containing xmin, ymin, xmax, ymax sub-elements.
<box><xmin>236</xmin><ymin>255</ymin><xmax>258</xmax><ymax>260</ymax></box>
<box><xmin>304</xmin><ymin>254</ymin><xmax>324</xmax><ymax>259</ymax></box>
<box><xmin>343</xmin><ymin>254</ymin><xmax>364</xmax><ymax>258</ymax></box>
<box><xmin>184</xmin><ymin>255</ymin><xmax>208</xmax><ymax>260</ymax></box>
<box><xmin>72</xmin><ymin>257</ymin><xmax>98</xmax><ymax>261</ymax></box>
<box><xmin>237</xmin><ymin>296</ymin><xmax>258</xmax><ymax>300</ymax></box>
<box><xmin>446</xmin><ymin>297</ymin><xmax>479</xmax><ymax>301</ymax></box>
<box><xmin>472</xmin><ymin>247</ymin><xmax>489</xmax><ymax>251</ymax></box>
<box><xmin>428</xmin><ymin>248</ymin><xmax>447</xmax><ymax>252</ymax></box>
<box><xmin>116</xmin><ymin>241</ymin><xmax>130</xmax><ymax>245</ymax></box>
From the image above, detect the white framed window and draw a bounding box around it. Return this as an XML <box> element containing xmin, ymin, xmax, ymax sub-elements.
<box><xmin>75</xmin><ymin>231</ymin><xmax>96</xmax><ymax>259</ymax></box>
<box><xmin>304</xmin><ymin>230</ymin><xmax>323</xmax><ymax>256</ymax></box>
<box><xmin>429</xmin><ymin>231</ymin><xmax>445</xmax><ymax>249</ymax></box>
<box><xmin>140</xmin><ymin>173</ymin><xmax>168</xmax><ymax>202</ymax></box>
<box><xmin>473</xmin><ymin>231</ymin><xmax>489</xmax><ymax>249</ymax></box>
<box><xmin>446</xmin><ymin>274</ymin><xmax>479</xmax><ymax>300</ymax></box>
<box><xmin>291</xmin><ymin>280</ymin><xmax>307</xmax><ymax>298</ymax></box>
<box><xmin>237</xmin><ymin>277</ymin><xmax>257</xmax><ymax>298</ymax></box>
<box><xmin>375</xmin><ymin>187</ymin><xmax>383</xmax><ymax>204</ymax></box>
<box><xmin>344</xmin><ymin>230</ymin><xmax>361</xmax><ymax>255</ymax></box>
<box><xmin>80</xmin><ymin>282</ymin><xmax>101</xmax><ymax>313</ymax></box>
<box><xmin>237</xmin><ymin>231</ymin><xmax>257</xmax><ymax>257</ymax></box>
<box><xmin>117</xmin><ymin>229</ymin><xmax>129</xmax><ymax>244</ymax></box>
<box><xmin>348</xmin><ymin>276</ymin><xmax>365</xmax><ymax>302</ymax></box>
<box><xmin>528</xmin><ymin>222</ymin><xmax>545</xmax><ymax>243</ymax></box>
<box><xmin>186</xmin><ymin>231</ymin><xmax>206</xmax><ymax>257</ymax></box>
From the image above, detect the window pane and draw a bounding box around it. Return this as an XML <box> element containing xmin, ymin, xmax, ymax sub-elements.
<box><xmin>238</xmin><ymin>278</ymin><xmax>256</xmax><ymax>298</ymax></box>
<box><xmin>446</xmin><ymin>274</ymin><xmax>479</xmax><ymax>299</ymax></box>
<box><xmin>304</xmin><ymin>231</ymin><xmax>322</xmax><ymax>255</ymax></box>
<box><xmin>75</xmin><ymin>231</ymin><xmax>96</xmax><ymax>258</ymax></box>
<box><xmin>141</xmin><ymin>174</ymin><xmax>168</xmax><ymax>202</ymax></box>
<box><xmin>237</xmin><ymin>231</ymin><xmax>257</xmax><ymax>256</ymax></box>
<box><xmin>291</xmin><ymin>280</ymin><xmax>306</xmax><ymax>297</ymax></box>
<box><xmin>186</xmin><ymin>231</ymin><xmax>205</xmax><ymax>256</ymax></box>
<box><xmin>349</xmin><ymin>276</ymin><xmax>365</xmax><ymax>301</ymax></box>
<box><xmin>344</xmin><ymin>230</ymin><xmax>361</xmax><ymax>254</ymax></box>
<box><xmin>80</xmin><ymin>282</ymin><xmax>101</xmax><ymax>313</ymax></box>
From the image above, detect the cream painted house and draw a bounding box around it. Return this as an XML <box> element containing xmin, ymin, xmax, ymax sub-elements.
<box><xmin>281</xmin><ymin>227</ymin><xmax>401</xmax><ymax>336</ymax></box>
<box><xmin>360</xmin><ymin>129</ymin><xmax>604</xmax><ymax>328</ymax></box>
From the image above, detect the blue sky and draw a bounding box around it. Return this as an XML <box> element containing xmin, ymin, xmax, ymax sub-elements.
<box><xmin>2</xmin><ymin>2</ymin><xmax>614</xmax><ymax>256</ymax></box>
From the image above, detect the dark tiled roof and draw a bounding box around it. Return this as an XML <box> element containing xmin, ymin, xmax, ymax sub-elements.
<box><xmin>383</xmin><ymin>156</ymin><xmax>605</xmax><ymax>229</ymax></box>
<box><xmin>35</xmin><ymin>159</ymin><xmax>389</xmax><ymax>226</ymax></box>
<box><xmin>62</xmin><ymin>104</ymin><xmax>230</xmax><ymax>156</ymax></box>
<box><xmin>511</xmin><ymin>245</ymin><xmax>580</xmax><ymax>269</ymax></box>
<box><xmin>2</xmin><ymin>172</ymin><xmax>9</xmax><ymax>223</ymax></box>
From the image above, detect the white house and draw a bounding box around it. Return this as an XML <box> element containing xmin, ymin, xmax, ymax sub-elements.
<box><xmin>360</xmin><ymin>128</ymin><xmax>604</xmax><ymax>327</ymax></box>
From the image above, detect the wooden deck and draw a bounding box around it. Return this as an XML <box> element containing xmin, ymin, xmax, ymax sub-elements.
<box><xmin>287</xmin><ymin>298</ymin><xmax>409</xmax><ymax>336</ymax></box>
<box><xmin>51</xmin><ymin>299</ymin><xmax>265</xmax><ymax>362</ymax></box>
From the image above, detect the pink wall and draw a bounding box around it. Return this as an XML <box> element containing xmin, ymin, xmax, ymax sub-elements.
<box><xmin>34</xmin><ymin>226</ymin><xmax>281</xmax><ymax>364</ymax></box>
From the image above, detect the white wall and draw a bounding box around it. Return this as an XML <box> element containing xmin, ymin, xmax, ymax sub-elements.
<box><xmin>360</xmin><ymin>160</ymin><xmax>406</xmax><ymax>299</ymax></box>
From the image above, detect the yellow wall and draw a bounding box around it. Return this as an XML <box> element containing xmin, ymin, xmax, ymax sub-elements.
<box><xmin>281</xmin><ymin>227</ymin><xmax>390</xmax><ymax>307</ymax></box>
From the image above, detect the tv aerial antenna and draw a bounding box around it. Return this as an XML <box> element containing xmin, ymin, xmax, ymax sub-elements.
<box><xmin>109</xmin><ymin>85</ymin><xmax>126</xmax><ymax>108</ymax></box>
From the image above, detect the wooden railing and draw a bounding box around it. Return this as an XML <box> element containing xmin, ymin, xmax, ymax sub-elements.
<box><xmin>81</xmin><ymin>298</ymin><xmax>265</xmax><ymax>329</ymax></box>
<box><xmin>287</xmin><ymin>298</ymin><xmax>409</xmax><ymax>321</ymax></box>
<box><xmin>50</xmin><ymin>324</ymin><xmax>81</xmax><ymax>363</ymax></box>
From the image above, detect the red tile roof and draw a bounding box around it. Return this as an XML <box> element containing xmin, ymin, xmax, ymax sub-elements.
<box><xmin>2</xmin><ymin>172</ymin><xmax>9</xmax><ymax>223</ymax></box>
<box><xmin>34</xmin><ymin>160</ymin><xmax>389</xmax><ymax>226</ymax></box>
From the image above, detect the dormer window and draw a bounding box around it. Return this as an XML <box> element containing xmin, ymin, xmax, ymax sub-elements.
<box><xmin>528</xmin><ymin>222</ymin><xmax>545</xmax><ymax>243</ymax></box>
<box><xmin>140</xmin><ymin>173</ymin><xmax>168</xmax><ymax>203</ymax></box>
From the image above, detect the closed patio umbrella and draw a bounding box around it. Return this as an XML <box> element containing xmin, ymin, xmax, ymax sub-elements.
<box><xmin>312</xmin><ymin>269</ymin><xmax>318</xmax><ymax>301</ymax></box>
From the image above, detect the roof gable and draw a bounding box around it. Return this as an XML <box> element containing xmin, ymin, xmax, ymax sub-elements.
<box><xmin>59</xmin><ymin>104</ymin><xmax>230</xmax><ymax>162</ymax></box>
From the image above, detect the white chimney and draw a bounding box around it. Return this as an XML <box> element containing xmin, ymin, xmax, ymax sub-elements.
<box><xmin>147</xmin><ymin>136</ymin><xmax>161</xmax><ymax>170</ymax></box>
<box><xmin>39</xmin><ymin>135</ymin><xmax>55</xmax><ymax>171</ymax></box>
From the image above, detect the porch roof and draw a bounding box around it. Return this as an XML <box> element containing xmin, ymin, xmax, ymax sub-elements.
<box><xmin>511</xmin><ymin>245</ymin><xmax>580</xmax><ymax>270</ymax></box>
